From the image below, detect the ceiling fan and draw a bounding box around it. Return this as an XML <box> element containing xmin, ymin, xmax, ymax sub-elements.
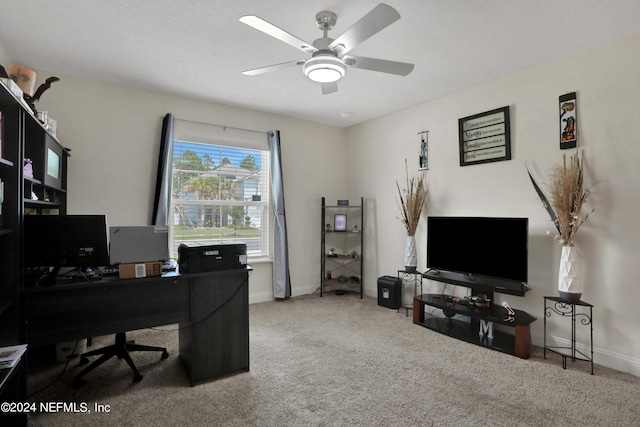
<box><xmin>239</xmin><ymin>3</ymin><xmax>414</xmax><ymax>95</ymax></box>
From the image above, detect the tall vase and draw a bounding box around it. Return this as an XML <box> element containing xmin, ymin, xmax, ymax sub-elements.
<box><xmin>558</xmin><ymin>245</ymin><xmax>582</xmax><ymax>302</ymax></box>
<box><xmin>404</xmin><ymin>235</ymin><xmax>417</xmax><ymax>273</ymax></box>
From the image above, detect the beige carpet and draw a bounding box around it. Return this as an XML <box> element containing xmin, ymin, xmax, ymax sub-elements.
<box><xmin>26</xmin><ymin>293</ymin><xmax>639</xmax><ymax>426</ymax></box>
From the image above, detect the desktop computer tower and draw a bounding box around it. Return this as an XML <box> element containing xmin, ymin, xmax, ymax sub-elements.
<box><xmin>377</xmin><ymin>276</ymin><xmax>402</xmax><ymax>309</ymax></box>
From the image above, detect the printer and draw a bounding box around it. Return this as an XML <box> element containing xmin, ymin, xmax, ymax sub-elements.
<box><xmin>178</xmin><ymin>243</ymin><xmax>247</xmax><ymax>274</ymax></box>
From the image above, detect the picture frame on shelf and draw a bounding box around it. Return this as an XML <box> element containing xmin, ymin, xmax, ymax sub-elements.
<box><xmin>334</xmin><ymin>214</ymin><xmax>347</xmax><ymax>232</ymax></box>
<box><xmin>458</xmin><ymin>106</ymin><xmax>511</xmax><ymax>166</ymax></box>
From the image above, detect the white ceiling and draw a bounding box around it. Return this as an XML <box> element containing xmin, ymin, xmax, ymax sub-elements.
<box><xmin>1</xmin><ymin>0</ymin><xmax>639</xmax><ymax>128</ymax></box>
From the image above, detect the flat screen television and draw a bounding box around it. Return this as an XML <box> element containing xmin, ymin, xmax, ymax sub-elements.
<box><xmin>24</xmin><ymin>215</ymin><xmax>109</xmax><ymax>285</ymax></box>
<box><xmin>427</xmin><ymin>216</ymin><xmax>528</xmax><ymax>284</ymax></box>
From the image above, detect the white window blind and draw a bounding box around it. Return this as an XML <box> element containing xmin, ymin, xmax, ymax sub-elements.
<box><xmin>170</xmin><ymin>120</ymin><xmax>271</xmax><ymax>260</ymax></box>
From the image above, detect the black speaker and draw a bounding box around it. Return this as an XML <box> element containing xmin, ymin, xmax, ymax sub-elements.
<box><xmin>377</xmin><ymin>276</ymin><xmax>402</xmax><ymax>309</ymax></box>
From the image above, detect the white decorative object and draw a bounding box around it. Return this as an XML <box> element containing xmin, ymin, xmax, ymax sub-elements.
<box><xmin>528</xmin><ymin>151</ymin><xmax>594</xmax><ymax>303</ymax></box>
<box><xmin>558</xmin><ymin>246</ymin><xmax>582</xmax><ymax>302</ymax></box>
<box><xmin>8</xmin><ymin>65</ymin><xmax>37</xmax><ymax>96</ymax></box>
<box><xmin>404</xmin><ymin>235</ymin><xmax>417</xmax><ymax>273</ymax></box>
<box><xmin>23</xmin><ymin>158</ymin><xmax>33</xmax><ymax>178</ymax></box>
<box><xmin>0</xmin><ymin>77</ymin><xmax>24</xmax><ymax>98</ymax></box>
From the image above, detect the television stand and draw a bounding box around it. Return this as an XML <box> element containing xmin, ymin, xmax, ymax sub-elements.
<box><xmin>423</xmin><ymin>270</ymin><xmax>530</xmax><ymax>297</ymax></box>
<box><xmin>413</xmin><ymin>293</ymin><xmax>536</xmax><ymax>359</ymax></box>
<box><xmin>419</xmin><ymin>270</ymin><xmax>535</xmax><ymax>357</ymax></box>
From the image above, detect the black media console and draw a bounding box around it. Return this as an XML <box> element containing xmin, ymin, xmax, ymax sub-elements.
<box><xmin>413</xmin><ymin>270</ymin><xmax>536</xmax><ymax>359</ymax></box>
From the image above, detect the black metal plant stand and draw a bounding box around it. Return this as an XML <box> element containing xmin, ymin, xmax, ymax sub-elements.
<box><xmin>543</xmin><ymin>296</ymin><xmax>594</xmax><ymax>374</ymax></box>
<box><xmin>398</xmin><ymin>270</ymin><xmax>423</xmax><ymax>317</ymax></box>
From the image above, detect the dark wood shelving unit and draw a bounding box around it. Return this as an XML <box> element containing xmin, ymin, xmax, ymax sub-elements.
<box><xmin>0</xmin><ymin>78</ymin><xmax>69</xmax><ymax>426</ymax></box>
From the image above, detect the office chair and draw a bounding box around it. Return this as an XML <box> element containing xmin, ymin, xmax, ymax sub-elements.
<box><xmin>73</xmin><ymin>332</ymin><xmax>169</xmax><ymax>387</ymax></box>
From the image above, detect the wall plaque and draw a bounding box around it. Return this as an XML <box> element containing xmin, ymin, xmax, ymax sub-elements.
<box><xmin>559</xmin><ymin>92</ymin><xmax>577</xmax><ymax>149</ymax></box>
<box><xmin>458</xmin><ymin>106</ymin><xmax>511</xmax><ymax>166</ymax></box>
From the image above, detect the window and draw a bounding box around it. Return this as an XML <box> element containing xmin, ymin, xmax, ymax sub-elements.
<box><xmin>169</xmin><ymin>125</ymin><xmax>270</xmax><ymax>261</ymax></box>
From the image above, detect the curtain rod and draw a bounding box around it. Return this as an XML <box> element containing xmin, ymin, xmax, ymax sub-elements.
<box><xmin>175</xmin><ymin>117</ymin><xmax>269</xmax><ymax>135</ymax></box>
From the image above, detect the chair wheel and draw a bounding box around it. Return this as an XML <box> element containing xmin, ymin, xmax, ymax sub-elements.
<box><xmin>133</xmin><ymin>373</ymin><xmax>143</xmax><ymax>382</ymax></box>
<box><xmin>161</xmin><ymin>350</ymin><xmax>169</xmax><ymax>359</ymax></box>
<box><xmin>78</xmin><ymin>357</ymin><xmax>89</xmax><ymax>366</ymax></box>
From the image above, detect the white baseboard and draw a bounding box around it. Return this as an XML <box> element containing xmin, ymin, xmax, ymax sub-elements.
<box><xmin>292</xmin><ymin>284</ymin><xmax>321</xmax><ymax>298</ymax></box>
<box><xmin>255</xmin><ymin>286</ymin><xmax>639</xmax><ymax>377</ymax></box>
<box><xmin>249</xmin><ymin>291</ymin><xmax>276</xmax><ymax>305</ymax></box>
<box><xmin>249</xmin><ymin>284</ymin><xmax>319</xmax><ymax>305</ymax></box>
<box><xmin>532</xmin><ymin>332</ymin><xmax>640</xmax><ymax>377</ymax></box>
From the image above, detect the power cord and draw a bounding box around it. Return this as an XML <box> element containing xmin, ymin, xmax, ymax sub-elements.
<box><xmin>27</xmin><ymin>339</ymin><xmax>80</xmax><ymax>399</ymax></box>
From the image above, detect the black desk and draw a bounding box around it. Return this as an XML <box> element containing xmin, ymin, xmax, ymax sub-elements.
<box><xmin>21</xmin><ymin>268</ymin><xmax>250</xmax><ymax>386</ymax></box>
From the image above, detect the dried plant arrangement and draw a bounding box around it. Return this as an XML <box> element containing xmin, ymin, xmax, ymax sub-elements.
<box><xmin>528</xmin><ymin>151</ymin><xmax>594</xmax><ymax>246</ymax></box>
<box><xmin>396</xmin><ymin>159</ymin><xmax>428</xmax><ymax>236</ymax></box>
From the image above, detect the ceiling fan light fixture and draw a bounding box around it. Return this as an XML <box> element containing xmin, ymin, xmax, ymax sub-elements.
<box><xmin>303</xmin><ymin>56</ymin><xmax>346</xmax><ymax>83</ymax></box>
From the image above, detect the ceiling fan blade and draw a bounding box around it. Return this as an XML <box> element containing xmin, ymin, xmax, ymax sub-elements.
<box><xmin>240</xmin><ymin>15</ymin><xmax>317</xmax><ymax>54</ymax></box>
<box><xmin>344</xmin><ymin>55</ymin><xmax>414</xmax><ymax>76</ymax></box>
<box><xmin>328</xmin><ymin>3</ymin><xmax>401</xmax><ymax>54</ymax></box>
<box><xmin>321</xmin><ymin>82</ymin><xmax>338</xmax><ymax>95</ymax></box>
<box><xmin>242</xmin><ymin>60</ymin><xmax>306</xmax><ymax>76</ymax></box>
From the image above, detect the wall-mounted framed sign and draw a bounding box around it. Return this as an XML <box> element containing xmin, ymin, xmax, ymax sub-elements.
<box><xmin>458</xmin><ymin>106</ymin><xmax>511</xmax><ymax>166</ymax></box>
<box><xmin>559</xmin><ymin>92</ymin><xmax>577</xmax><ymax>149</ymax></box>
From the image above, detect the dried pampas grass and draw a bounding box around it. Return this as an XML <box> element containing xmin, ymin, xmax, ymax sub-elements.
<box><xmin>528</xmin><ymin>151</ymin><xmax>594</xmax><ymax>246</ymax></box>
<box><xmin>396</xmin><ymin>160</ymin><xmax>427</xmax><ymax>236</ymax></box>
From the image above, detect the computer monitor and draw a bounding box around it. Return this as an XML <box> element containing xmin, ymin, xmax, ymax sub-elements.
<box><xmin>24</xmin><ymin>215</ymin><xmax>110</xmax><ymax>285</ymax></box>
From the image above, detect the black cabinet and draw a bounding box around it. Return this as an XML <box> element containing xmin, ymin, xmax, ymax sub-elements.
<box><xmin>320</xmin><ymin>197</ymin><xmax>363</xmax><ymax>297</ymax></box>
<box><xmin>179</xmin><ymin>269</ymin><xmax>250</xmax><ymax>385</ymax></box>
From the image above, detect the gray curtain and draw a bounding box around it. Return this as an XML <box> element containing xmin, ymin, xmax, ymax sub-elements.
<box><xmin>269</xmin><ymin>130</ymin><xmax>291</xmax><ymax>298</ymax></box>
<box><xmin>152</xmin><ymin>113</ymin><xmax>174</xmax><ymax>228</ymax></box>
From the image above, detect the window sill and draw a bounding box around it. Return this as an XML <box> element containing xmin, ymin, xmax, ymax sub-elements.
<box><xmin>247</xmin><ymin>257</ymin><xmax>272</xmax><ymax>265</ymax></box>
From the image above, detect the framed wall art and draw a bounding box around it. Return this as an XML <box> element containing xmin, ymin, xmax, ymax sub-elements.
<box><xmin>419</xmin><ymin>131</ymin><xmax>428</xmax><ymax>170</ymax></box>
<box><xmin>458</xmin><ymin>106</ymin><xmax>511</xmax><ymax>166</ymax></box>
<box><xmin>334</xmin><ymin>214</ymin><xmax>347</xmax><ymax>232</ymax></box>
<box><xmin>559</xmin><ymin>92</ymin><xmax>577</xmax><ymax>149</ymax></box>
